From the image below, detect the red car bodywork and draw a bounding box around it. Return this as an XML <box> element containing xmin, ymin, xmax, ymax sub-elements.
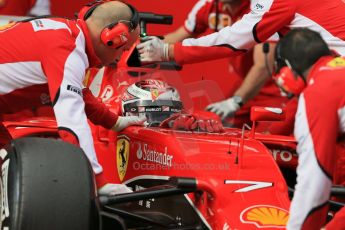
<box><xmin>3</xmin><ymin>106</ymin><xmax>295</xmax><ymax>229</ymax></box>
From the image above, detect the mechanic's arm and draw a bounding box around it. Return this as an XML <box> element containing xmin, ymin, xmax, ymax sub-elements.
<box><xmin>83</xmin><ymin>88</ymin><xmax>118</xmax><ymax>129</ymax></box>
<box><xmin>287</xmin><ymin>94</ymin><xmax>337</xmax><ymax>229</ymax></box>
<box><xmin>164</xmin><ymin>0</ymin><xmax>207</xmax><ymax>44</ymax></box>
<box><xmin>164</xmin><ymin>26</ymin><xmax>194</xmax><ymax>44</ymax></box>
<box><xmin>83</xmin><ymin>85</ymin><xmax>146</xmax><ymax>132</ymax></box>
<box><xmin>206</xmin><ymin>43</ymin><xmax>276</xmax><ymax>120</ymax></box>
<box><xmin>233</xmin><ymin>42</ymin><xmax>276</xmax><ymax>103</ymax></box>
<box><xmin>42</xmin><ymin>34</ymin><xmax>103</xmax><ymax>176</ymax></box>
<box><xmin>138</xmin><ymin>0</ymin><xmax>294</xmax><ymax>65</ymax></box>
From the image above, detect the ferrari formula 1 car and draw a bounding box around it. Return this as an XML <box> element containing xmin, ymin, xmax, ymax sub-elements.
<box><xmin>1</xmin><ymin>103</ymin><xmax>293</xmax><ymax>230</ymax></box>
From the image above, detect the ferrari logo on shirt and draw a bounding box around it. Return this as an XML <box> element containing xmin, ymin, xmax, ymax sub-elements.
<box><xmin>208</xmin><ymin>13</ymin><xmax>231</xmax><ymax>30</ymax></box>
<box><xmin>326</xmin><ymin>57</ymin><xmax>345</xmax><ymax>68</ymax></box>
<box><xmin>116</xmin><ymin>136</ymin><xmax>130</xmax><ymax>181</ymax></box>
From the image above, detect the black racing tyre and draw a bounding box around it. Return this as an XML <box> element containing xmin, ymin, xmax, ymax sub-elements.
<box><xmin>0</xmin><ymin>137</ymin><xmax>100</xmax><ymax>230</ymax></box>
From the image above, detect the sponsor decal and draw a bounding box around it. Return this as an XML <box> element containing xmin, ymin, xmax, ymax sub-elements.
<box><xmin>145</xmin><ymin>107</ymin><xmax>162</xmax><ymax>112</ymax></box>
<box><xmin>134</xmin><ymin>185</ymin><xmax>156</xmax><ymax>209</ymax></box>
<box><xmin>326</xmin><ymin>57</ymin><xmax>345</xmax><ymax>68</ymax></box>
<box><xmin>116</xmin><ymin>136</ymin><xmax>130</xmax><ymax>181</ymax></box>
<box><xmin>0</xmin><ymin>149</ymin><xmax>10</xmax><ymax>228</ymax></box>
<box><xmin>100</xmin><ymin>85</ymin><xmax>114</xmax><ymax>102</ymax></box>
<box><xmin>162</xmin><ymin>106</ymin><xmax>170</xmax><ymax>112</ymax></box>
<box><xmin>240</xmin><ymin>205</ymin><xmax>289</xmax><ymax>228</ymax></box>
<box><xmin>171</xmin><ymin>108</ymin><xmax>181</xmax><ymax>112</ymax></box>
<box><xmin>67</xmin><ymin>85</ymin><xmax>82</xmax><ymax>96</ymax></box>
<box><xmin>224</xmin><ymin>180</ymin><xmax>272</xmax><ymax>192</ymax></box>
<box><xmin>208</xmin><ymin>13</ymin><xmax>231</xmax><ymax>30</ymax></box>
<box><xmin>254</xmin><ymin>3</ymin><xmax>264</xmax><ymax>10</ymax></box>
<box><xmin>136</xmin><ymin>142</ymin><xmax>173</xmax><ymax>167</ymax></box>
<box><xmin>269</xmin><ymin>149</ymin><xmax>294</xmax><ymax>162</ymax></box>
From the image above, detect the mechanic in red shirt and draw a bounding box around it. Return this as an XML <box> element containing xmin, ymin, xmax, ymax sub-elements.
<box><xmin>137</xmin><ymin>0</ymin><xmax>345</xmax><ymax>136</ymax></box>
<box><xmin>137</xmin><ymin>0</ymin><xmax>345</xmax><ymax>74</ymax></box>
<box><xmin>273</xmin><ymin>28</ymin><xmax>345</xmax><ymax>229</ymax></box>
<box><xmin>0</xmin><ymin>1</ymin><xmax>146</xmax><ymax>195</ymax></box>
<box><xmin>146</xmin><ymin>0</ymin><xmax>287</xmax><ymax>129</ymax></box>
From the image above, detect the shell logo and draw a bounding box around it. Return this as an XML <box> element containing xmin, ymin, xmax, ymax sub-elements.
<box><xmin>240</xmin><ymin>205</ymin><xmax>289</xmax><ymax>228</ymax></box>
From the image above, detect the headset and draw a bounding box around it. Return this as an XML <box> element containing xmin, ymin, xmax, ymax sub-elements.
<box><xmin>78</xmin><ymin>0</ymin><xmax>139</xmax><ymax>49</ymax></box>
<box><xmin>273</xmin><ymin>41</ymin><xmax>306</xmax><ymax>96</ymax></box>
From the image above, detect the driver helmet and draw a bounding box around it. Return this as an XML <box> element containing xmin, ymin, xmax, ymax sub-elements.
<box><xmin>121</xmin><ymin>79</ymin><xmax>183</xmax><ymax>124</ymax></box>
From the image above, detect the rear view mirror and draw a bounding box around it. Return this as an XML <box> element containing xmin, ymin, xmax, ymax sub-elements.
<box><xmin>249</xmin><ymin>107</ymin><xmax>286</xmax><ymax>138</ymax></box>
<box><xmin>250</xmin><ymin>106</ymin><xmax>286</xmax><ymax>122</ymax></box>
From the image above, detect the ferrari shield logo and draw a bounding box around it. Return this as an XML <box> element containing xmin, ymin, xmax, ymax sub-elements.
<box><xmin>116</xmin><ymin>136</ymin><xmax>130</xmax><ymax>181</ymax></box>
<box><xmin>150</xmin><ymin>89</ymin><xmax>165</xmax><ymax>101</ymax></box>
<box><xmin>151</xmin><ymin>89</ymin><xmax>159</xmax><ymax>101</ymax></box>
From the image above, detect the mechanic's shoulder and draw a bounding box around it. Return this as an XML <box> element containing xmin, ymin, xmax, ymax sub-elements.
<box><xmin>32</xmin><ymin>18</ymin><xmax>80</xmax><ymax>41</ymax></box>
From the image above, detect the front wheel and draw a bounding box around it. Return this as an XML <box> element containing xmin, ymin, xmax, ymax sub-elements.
<box><xmin>0</xmin><ymin>137</ymin><xmax>100</xmax><ymax>230</ymax></box>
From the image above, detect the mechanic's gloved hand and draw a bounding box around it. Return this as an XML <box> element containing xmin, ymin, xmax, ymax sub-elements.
<box><xmin>206</xmin><ymin>97</ymin><xmax>241</xmax><ymax>120</ymax></box>
<box><xmin>98</xmin><ymin>183</ymin><xmax>133</xmax><ymax>196</ymax></box>
<box><xmin>160</xmin><ymin>113</ymin><xmax>224</xmax><ymax>133</ymax></box>
<box><xmin>136</xmin><ymin>36</ymin><xmax>169</xmax><ymax>63</ymax></box>
<box><xmin>112</xmin><ymin>116</ymin><xmax>146</xmax><ymax>132</ymax></box>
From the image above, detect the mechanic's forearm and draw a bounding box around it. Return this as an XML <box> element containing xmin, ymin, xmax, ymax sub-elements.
<box><xmin>168</xmin><ymin>44</ymin><xmax>175</xmax><ymax>61</ymax></box>
<box><xmin>83</xmin><ymin>88</ymin><xmax>118</xmax><ymax>129</ymax></box>
<box><xmin>172</xmin><ymin>42</ymin><xmax>239</xmax><ymax>65</ymax></box>
<box><xmin>164</xmin><ymin>26</ymin><xmax>193</xmax><ymax>44</ymax></box>
<box><xmin>233</xmin><ymin>65</ymin><xmax>270</xmax><ymax>103</ymax></box>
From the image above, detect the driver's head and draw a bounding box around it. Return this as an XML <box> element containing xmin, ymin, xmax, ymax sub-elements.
<box><xmin>84</xmin><ymin>1</ymin><xmax>140</xmax><ymax>67</ymax></box>
<box><xmin>121</xmin><ymin>79</ymin><xmax>183</xmax><ymax>125</ymax></box>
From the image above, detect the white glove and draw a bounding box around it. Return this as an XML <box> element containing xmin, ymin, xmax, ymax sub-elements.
<box><xmin>136</xmin><ymin>36</ymin><xmax>169</xmax><ymax>63</ymax></box>
<box><xmin>112</xmin><ymin>116</ymin><xmax>147</xmax><ymax>132</ymax></box>
<box><xmin>98</xmin><ymin>183</ymin><xmax>133</xmax><ymax>196</ymax></box>
<box><xmin>206</xmin><ymin>97</ymin><xmax>241</xmax><ymax>120</ymax></box>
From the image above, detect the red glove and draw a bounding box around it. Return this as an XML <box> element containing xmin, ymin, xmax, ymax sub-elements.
<box><xmin>160</xmin><ymin>112</ymin><xmax>224</xmax><ymax>133</ymax></box>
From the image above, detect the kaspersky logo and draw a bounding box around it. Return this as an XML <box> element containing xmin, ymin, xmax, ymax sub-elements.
<box><xmin>240</xmin><ymin>205</ymin><xmax>289</xmax><ymax>228</ymax></box>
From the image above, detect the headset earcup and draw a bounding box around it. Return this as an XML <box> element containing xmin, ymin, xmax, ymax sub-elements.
<box><xmin>100</xmin><ymin>23</ymin><xmax>129</xmax><ymax>48</ymax></box>
<box><xmin>274</xmin><ymin>66</ymin><xmax>306</xmax><ymax>95</ymax></box>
